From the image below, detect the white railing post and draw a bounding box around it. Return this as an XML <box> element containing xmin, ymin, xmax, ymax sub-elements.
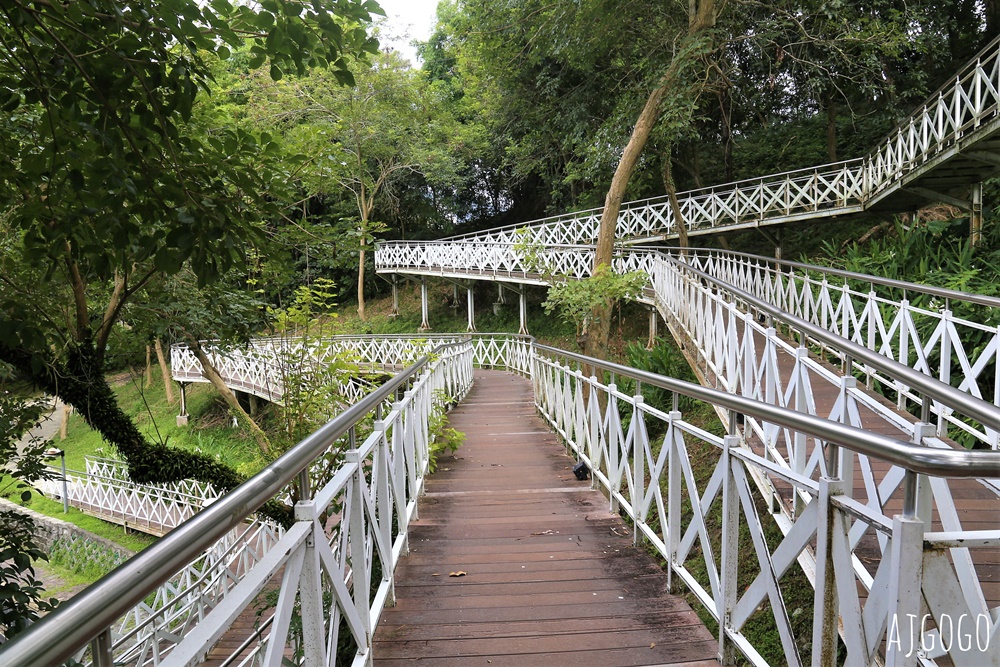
<box><xmin>294</xmin><ymin>500</ymin><xmax>327</xmax><ymax>667</ymax></box>
<box><xmin>885</xmin><ymin>474</ymin><xmax>926</xmax><ymax>666</ymax></box>
<box><xmin>718</xmin><ymin>434</ymin><xmax>741</xmax><ymax>665</ymax></box>
<box><xmin>811</xmin><ymin>472</ymin><xmax>847</xmax><ymax>667</ymax></box>
<box><xmin>666</xmin><ymin>410</ymin><xmax>683</xmax><ymax>594</ymax></box>
<box><xmin>346</xmin><ymin>446</ymin><xmax>373</xmax><ymax>659</ymax></box>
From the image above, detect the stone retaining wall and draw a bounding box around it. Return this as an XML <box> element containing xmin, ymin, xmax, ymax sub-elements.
<box><xmin>0</xmin><ymin>497</ymin><xmax>134</xmax><ymax>560</ymax></box>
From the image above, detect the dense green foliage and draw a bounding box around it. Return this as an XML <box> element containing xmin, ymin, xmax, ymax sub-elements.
<box><xmin>0</xmin><ymin>390</ymin><xmax>57</xmax><ymax>640</ymax></box>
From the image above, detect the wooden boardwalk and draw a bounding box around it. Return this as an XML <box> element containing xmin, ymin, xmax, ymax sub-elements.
<box><xmin>373</xmin><ymin>370</ymin><xmax>718</xmax><ymax>667</ymax></box>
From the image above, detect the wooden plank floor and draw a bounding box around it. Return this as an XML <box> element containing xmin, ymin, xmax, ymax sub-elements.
<box><xmin>373</xmin><ymin>370</ymin><xmax>718</xmax><ymax>667</ymax></box>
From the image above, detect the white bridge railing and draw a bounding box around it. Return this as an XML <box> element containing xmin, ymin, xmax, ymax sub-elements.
<box><xmin>378</xmin><ymin>34</ymin><xmax>1000</xmax><ymax>257</ymax></box>
<box><xmin>108</xmin><ymin>519</ymin><xmax>284</xmax><ymax>667</ymax></box>
<box><xmin>5</xmin><ymin>338</ymin><xmax>476</xmax><ymax>667</ymax></box>
<box><xmin>39</xmin><ymin>457</ymin><xmax>219</xmax><ymax>536</ymax></box>
<box><xmin>683</xmin><ymin>249</ymin><xmax>1000</xmax><ymax>449</ymax></box>
<box><xmin>532</xmin><ymin>343</ymin><xmax>1000</xmax><ymax>667</ymax></box>
<box><xmin>377</xmin><ymin>233</ymin><xmax>1000</xmax><ymax>452</ymax></box>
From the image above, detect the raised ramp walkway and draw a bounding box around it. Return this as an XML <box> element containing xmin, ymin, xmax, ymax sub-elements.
<box><xmin>374</xmin><ymin>370</ymin><xmax>718</xmax><ymax>667</ymax></box>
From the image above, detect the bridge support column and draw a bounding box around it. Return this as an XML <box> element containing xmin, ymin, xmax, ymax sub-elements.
<box><xmin>493</xmin><ymin>283</ymin><xmax>507</xmax><ymax>315</ymax></box>
<box><xmin>971</xmin><ymin>181</ymin><xmax>983</xmax><ymax>247</ymax></box>
<box><xmin>646</xmin><ymin>307</ymin><xmax>659</xmax><ymax>349</ymax></box>
<box><xmin>176</xmin><ymin>382</ymin><xmax>189</xmax><ymax>426</ymax></box>
<box><xmin>389</xmin><ymin>274</ymin><xmax>399</xmax><ymax>317</ymax></box>
<box><xmin>467</xmin><ymin>283</ymin><xmax>477</xmax><ymax>332</ymax></box>
<box><xmin>518</xmin><ymin>287</ymin><xmax>529</xmax><ymax>335</ymax></box>
<box><xmin>419</xmin><ymin>278</ymin><xmax>431</xmax><ymax>331</ymax></box>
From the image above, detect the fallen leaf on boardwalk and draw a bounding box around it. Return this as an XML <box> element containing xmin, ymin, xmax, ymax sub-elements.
<box><xmin>650</xmin><ymin>643</ymin><xmax>656</xmax><ymax>649</ymax></box>
<box><xmin>531</xmin><ymin>530</ymin><xmax>557</xmax><ymax>536</ymax></box>
<box><xmin>449</xmin><ymin>571</ymin><xmax>467</xmax><ymax>577</ymax></box>
<box><xmin>431</xmin><ymin>573</ymin><xmax>440</xmax><ymax>577</ymax></box>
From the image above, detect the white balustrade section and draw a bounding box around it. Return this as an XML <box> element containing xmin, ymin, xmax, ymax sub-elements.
<box><xmin>376</xmin><ymin>233</ymin><xmax>1000</xmax><ymax>452</ymax></box>
<box><xmin>109</xmin><ymin>520</ymin><xmax>284</xmax><ymax>667</ymax></box>
<box><xmin>682</xmin><ymin>250</ymin><xmax>1000</xmax><ymax>450</ymax></box>
<box><xmin>9</xmin><ymin>333</ymin><xmax>1000</xmax><ymax>666</ymax></box>
<box><xmin>377</xmin><ymin>36</ymin><xmax>1000</xmax><ymax>258</ymax></box>
<box><xmin>170</xmin><ymin>338</ymin><xmax>370</xmax><ymax>406</ymax></box>
<box><xmin>532</xmin><ymin>346</ymin><xmax>1000</xmax><ymax>667</ymax></box>
<box><xmin>377</xmin><ymin>159</ymin><xmax>866</xmax><ymax>266</ymax></box>
<box><xmin>38</xmin><ymin>457</ymin><xmax>219</xmax><ymax>536</ymax></box>
<box><xmin>171</xmin><ymin>334</ymin><xmax>535</xmax><ymax>397</ymax></box>
<box><xmin>148</xmin><ymin>339</ymin><xmax>475</xmax><ymax>667</ymax></box>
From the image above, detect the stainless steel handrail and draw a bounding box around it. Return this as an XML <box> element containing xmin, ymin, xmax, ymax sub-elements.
<box><xmin>534</xmin><ymin>343</ymin><xmax>1000</xmax><ymax>478</ymax></box>
<box><xmin>0</xmin><ymin>342</ymin><xmax>465</xmax><ymax>667</ymax></box>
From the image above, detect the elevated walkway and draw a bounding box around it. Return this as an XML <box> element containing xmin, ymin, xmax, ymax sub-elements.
<box><xmin>374</xmin><ymin>370</ymin><xmax>717</xmax><ymax>666</ymax></box>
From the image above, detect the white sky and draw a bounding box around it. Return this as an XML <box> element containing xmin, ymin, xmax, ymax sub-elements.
<box><xmin>375</xmin><ymin>0</ymin><xmax>440</xmax><ymax>66</ymax></box>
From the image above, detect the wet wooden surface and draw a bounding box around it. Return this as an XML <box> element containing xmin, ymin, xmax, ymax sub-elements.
<box><xmin>373</xmin><ymin>370</ymin><xmax>718</xmax><ymax>667</ymax></box>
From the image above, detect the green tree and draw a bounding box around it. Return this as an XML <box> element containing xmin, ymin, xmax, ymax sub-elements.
<box><xmin>248</xmin><ymin>50</ymin><xmax>461</xmax><ymax>319</ymax></box>
<box><xmin>0</xmin><ymin>373</ymin><xmax>58</xmax><ymax>641</ymax></box>
<box><xmin>0</xmin><ymin>1</ymin><xmax>380</xmax><ymax>501</ymax></box>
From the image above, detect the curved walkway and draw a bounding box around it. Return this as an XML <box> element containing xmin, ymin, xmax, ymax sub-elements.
<box><xmin>373</xmin><ymin>370</ymin><xmax>717</xmax><ymax>667</ymax></box>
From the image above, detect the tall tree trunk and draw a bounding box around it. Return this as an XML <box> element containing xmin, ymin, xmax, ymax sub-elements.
<box><xmin>60</xmin><ymin>402</ymin><xmax>70</xmax><ymax>440</ymax></box>
<box><xmin>154</xmin><ymin>338</ymin><xmax>175</xmax><ymax>404</ymax></box>
<box><xmin>358</xmin><ymin>238</ymin><xmax>367</xmax><ymax>321</ymax></box>
<box><xmin>663</xmin><ymin>149</ymin><xmax>689</xmax><ymax>249</ymax></box>
<box><xmin>188</xmin><ymin>338</ymin><xmax>271</xmax><ymax>455</ymax></box>
<box><xmin>825</xmin><ymin>88</ymin><xmax>838</xmax><ymax>162</ymax></box>
<box><xmin>145</xmin><ymin>344</ymin><xmax>152</xmax><ymax>384</ymax></box>
<box><xmin>585</xmin><ymin>80</ymin><xmax>670</xmax><ymax>362</ymax></box>
<box><xmin>719</xmin><ymin>87</ymin><xmax>734</xmax><ymax>181</ymax></box>
<box><xmin>585</xmin><ymin>0</ymin><xmax>716</xmax><ymax>362</ymax></box>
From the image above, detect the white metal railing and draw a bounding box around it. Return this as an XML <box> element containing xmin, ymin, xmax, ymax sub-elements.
<box><xmin>2</xmin><ymin>339</ymin><xmax>475</xmax><ymax>667</ymax></box>
<box><xmin>377</xmin><ymin>159</ymin><xmax>865</xmax><ymax>266</ymax></box>
<box><xmin>170</xmin><ymin>339</ymin><xmax>369</xmax><ymax>406</ymax></box>
<box><xmin>109</xmin><ymin>519</ymin><xmax>284</xmax><ymax>667</ymax></box>
<box><xmin>172</xmin><ymin>334</ymin><xmax>535</xmax><ymax>393</ymax></box>
<box><xmin>377</xmin><ymin>35</ymin><xmax>1000</xmax><ymax>260</ymax></box>
<box><xmin>683</xmin><ymin>249</ymin><xmax>1000</xmax><ymax>448</ymax></box>
<box><xmin>38</xmin><ymin>457</ymin><xmax>219</xmax><ymax>535</ymax></box>
<box><xmin>5</xmin><ymin>334</ymin><xmax>1000</xmax><ymax>666</ymax></box>
<box><xmin>375</xmin><ymin>234</ymin><xmax>1000</xmax><ymax>452</ymax></box>
<box><xmin>531</xmin><ymin>343</ymin><xmax>1000</xmax><ymax>667</ymax></box>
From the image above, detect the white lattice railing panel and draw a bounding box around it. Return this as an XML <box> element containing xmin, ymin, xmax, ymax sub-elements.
<box><xmin>377</xmin><ymin>34</ymin><xmax>1000</xmax><ymax>270</ymax></box>
<box><xmin>683</xmin><ymin>250</ymin><xmax>1000</xmax><ymax>450</ymax></box>
<box><xmin>532</xmin><ymin>348</ymin><xmax>1000</xmax><ymax>667</ymax></box>
<box><xmin>109</xmin><ymin>519</ymin><xmax>284</xmax><ymax>667</ymax></box>
<box><xmin>39</xmin><ymin>457</ymin><xmax>219</xmax><ymax>536</ymax></box>
<box><xmin>149</xmin><ymin>339</ymin><xmax>476</xmax><ymax>667</ymax></box>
